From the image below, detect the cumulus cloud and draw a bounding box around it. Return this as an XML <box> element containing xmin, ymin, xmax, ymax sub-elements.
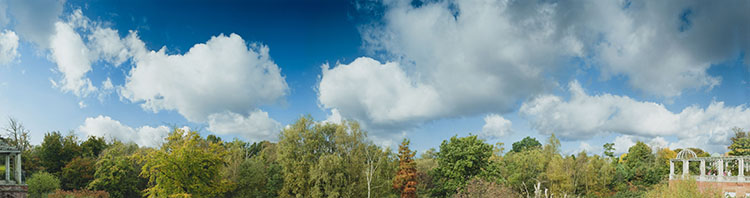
<box><xmin>121</xmin><ymin>33</ymin><xmax>288</xmax><ymax>124</ymax></box>
<box><xmin>49</xmin><ymin>21</ymin><xmax>96</xmax><ymax>97</ymax></box>
<box><xmin>319</xmin><ymin>57</ymin><xmax>441</xmax><ymax>129</ymax></box>
<box><xmin>521</xmin><ymin>81</ymin><xmax>750</xmax><ymax>153</ymax></box>
<box><xmin>78</xmin><ymin>115</ymin><xmax>174</xmax><ymax>147</ymax></box>
<box><xmin>0</xmin><ymin>30</ymin><xmax>19</xmax><ymax>64</ymax></box>
<box><xmin>6</xmin><ymin>0</ymin><xmax>64</xmax><ymax>48</ymax></box>
<box><xmin>480</xmin><ymin>114</ymin><xmax>512</xmax><ymax>139</ymax></box>
<box><xmin>207</xmin><ymin>110</ymin><xmax>282</xmax><ymax>142</ymax></box>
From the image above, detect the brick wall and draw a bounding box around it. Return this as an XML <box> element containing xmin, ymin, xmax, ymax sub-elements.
<box><xmin>0</xmin><ymin>185</ymin><xmax>27</xmax><ymax>198</ymax></box>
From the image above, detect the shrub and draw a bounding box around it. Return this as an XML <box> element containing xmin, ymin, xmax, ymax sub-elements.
<box><xmin>27</xmin><ymin>172</ymin><xmax>61</xmax><ymax>198</ymax></box>
<box><xmin>48</xmin><ymin>189</ymin><xmax>110</xmax><ymax>198</ymax></box>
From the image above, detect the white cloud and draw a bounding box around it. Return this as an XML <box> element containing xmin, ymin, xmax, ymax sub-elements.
<box><xmin>322</xmin><ymin>109</ymin><xmax>343</xmax><ymax>125</ymax></box>
<box><xmin>78</xmin><ymin>115</ymin><xmax>173</xmax><ymax>147</ymax></box>
<box><xmin>611</xmin><ymin>135</ymin><xmax>673</xmax><ymax>154</ymax></box>
<box><xmin>49</xmin><ymin>21</ymin><xmax>96</xmax><ymax>97</ymax></box>
<box><xmin>6</xmin><ymin>0</ymin><xmax>64</xmax><ymax>48</ymax></box>
<box><xmin>572</xmin><ymin>142</ymin><xmax>603</xmax><ymax>155</ymax></box>
<box><xmin>0</xmin><ymin>30</ymin><xmax>19</xmax><ymax>64</ymax></box>
<box><xmin>521</xmin><ymin>81</ymin><xmax>750</xmax><ymax>153</ymax></box>
<box><xmin>101</xmin><ymin>77</ymin><xmax>114</xmax><ymax>90</ymax></box>
<box><xmin>319</xmin><ymin>57</ymin><xmax>441</xmax><ymax>129</ymax></box>
<box><xmin>88</xmin><ymin>27</ymin><xmax>129</xmax><ymax>66</ymax></box>
<box><xmin>121</xmin><ymin>33</ymin><xmax>288</xmax><ymax>124</ymax></box>
<box><xmin>207</xmin><ymin>110</ymin><xmax>281</xmax><ymax>142</ymax></box>
<box><xmin>480</xmin><ymin>114</ymin><xmax>512</xmax><ymax>139</ymax></box>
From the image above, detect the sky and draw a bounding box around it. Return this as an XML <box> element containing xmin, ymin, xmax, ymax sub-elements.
<box><xmin>0</xmin><ymin>0</ymin><xmax>748</xmax><ymax>155</ymax></box>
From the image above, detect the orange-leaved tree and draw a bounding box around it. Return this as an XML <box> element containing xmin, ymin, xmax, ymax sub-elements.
<box><xmin>393</xmin><ymin>138</ymin><xmax>418</xmax><ymax>198</ymax></box>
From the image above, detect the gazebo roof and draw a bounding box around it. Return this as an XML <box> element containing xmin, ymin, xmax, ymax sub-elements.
<box><xmin>676</xmin><ymin>149</ymin><xmax>698</xmax><ymax>160</ymax></box>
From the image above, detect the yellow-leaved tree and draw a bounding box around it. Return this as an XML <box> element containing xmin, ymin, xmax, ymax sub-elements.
<box><xmin>139</xmin><ymin>128</ymin><xmax>231</xmax><ymax>198</ymax></box>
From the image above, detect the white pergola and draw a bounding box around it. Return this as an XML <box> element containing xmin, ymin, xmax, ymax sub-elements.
<box><xmin>0</xmin><ymin>142</ymin><xmax>21</xmax><ymax>185</ymax></box>
<box><xmin>670</xmin><ymin>149</ymin><xmax>750</xmax><ymax>182</ymax></box>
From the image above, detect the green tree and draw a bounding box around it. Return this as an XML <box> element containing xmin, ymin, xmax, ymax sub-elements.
<box><xmin>139</xmin><ymin>128</ymin><xmax>231</xmax><ymax>197</ymax></box>
<box><xmin>23</xmin><ymin>145</ymin><xmax>45</xmax><ymax>175</ymax></box>
<box><xmin>60</xmin><ymin>157</ymin><xmax>96</xmax><ymax>190</ymax></box>
<box><xmin>581</xmin><ymin>155</ymin><xmax>615</xmax><ymax>197</ymax></box>
<box><xmin>229</xmin><ymin>140</ymin><xmax>283</xmax><ymax>198</ymax></box>
<box><xmin>431</xmin><ymin>135</ymin><xmax>493</xmax><ymax>197</ymax></box>
<box><xmin>27</xmin><ymin>171</ymin><xmax>61</xmax><ymax>198</ymax></box>
<box><xmin>80</xmin><ymin>136</ymin><xmax>108</xmax><ymax>158</ymax></box>
<box><xmin>545</xmin><ymin>154</ymin><xmax>574</xmax><ymax>196</ymax></box>
<box><xmin>729</xmin><ymin>127</ymin><xmax>750</xmax><ymax>156</ymax></box>
<box><xmin>88</xmin><ymin>142</ymin><xmax>146</xmax><ymax>198</ymax></box>
<box><xmin>393</xmin><ymin>139</ymin><xmax>417</xmax><ymax>198</ymax></box>
<box><xmin>416</xmin><ymin>149</ymin><xmax>438</xmax><ymax>196</ymax></box>
<box><xmin>277</xmin><ymin>116</ymin><xmax>316</xmax><ymax>197</ymax></box>
<box><xmin>277</xmin><ymin>117</ymin><xmax>374</xmax><ymax>198</ymax></box>
<box><xmin>235</xmin><ymin>153</ymin><xmax>283</xmax><ymax>198</ymax></box>
<box><xmin>40</xmin><ymin>132</ymin><xmax>65</xmax><ymax>175</ymax></box>
<box><xmin>623</xmin><ymin>141</ymin><xmax>661</xmax><ymax>189</ymax></box>
<box><xmin>501</xmin><ymin>137</ymin><xmax>553</xmax><ymax>196</ymax></box>
<box><xmin>603</xmin><ymin>143</ymin><xmax>615</xmax><ymax>158</ymax></box>
<box><xmin>511</xmin><ymin>137</ymin><xmax>541</xmax><ymax>153</ymax></box>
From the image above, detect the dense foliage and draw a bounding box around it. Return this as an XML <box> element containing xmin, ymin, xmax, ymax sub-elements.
<box><xmin>7</xmin><ymin>117</ymin><xmax>737</xmax><ymax>197</ymax></box>
<box><xmin>139</xmin><ymin>129</ymin><xmax>231</xmax><ymax>197</ymax></box>
<box><xmin>27</xmin><ymin>171</ymin><xmax>61</xmax><ymax>198</ymax></box>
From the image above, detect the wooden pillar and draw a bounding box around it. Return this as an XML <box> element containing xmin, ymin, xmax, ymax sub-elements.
<box><xmin>4</xmin><ymin>154</ymin><xmax>9</xmax><ymax>182</ymax></box>
<box><xmin>15</xmin><ymin>153</ymin><xmax>21</xmax><ymax>183</ymax></box>
<box><xmin>682</xmin><ymin>159</ymin><xmax>689</xmax><ymax>177</ymax></box>
<box><xmin>669</xmin><ymin>160</ymin><xmax>675</xmax><ymax>180</ymax></box>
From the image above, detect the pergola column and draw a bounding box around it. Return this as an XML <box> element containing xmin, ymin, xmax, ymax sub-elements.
<box><xmin>15</xmin><ymin>153</ymin><xmax>21</xmax><ymax>183</ymax></box>
<box><xmin>669</xmin><ymin>161</ymin><xmax>675</xmax><ymax>180</ymax></box>
<box><xmin>740</xmin><ymin>158</ymin><xmax>745</xmax><ymax>182</ymax></box>
<box><xmin>4</xmin><ymin>154</ymin><xmax>9</xmax><ymax>182</ymax></box>
<box><xmin>718</xmin><ymin>159</ymin><xmax>724</xmax><ymax>181</ymax></box>
<box><xmin>682</xmin><ymin>159</ymin><xmax>689</xmax><ymax>177</ymax></box>
<box><xmin>700</xmin><ymin>160</ymin><xmax>705</xmax><ymax>180</ymax></box>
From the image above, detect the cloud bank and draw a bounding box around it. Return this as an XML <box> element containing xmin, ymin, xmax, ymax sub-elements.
<box><xmin>521</xmin><ymin>81</ymin><xmax>750</xmax><ymax>153</ymax></box>
<box><xmin>320</xmin><ymin>0</ymin><xmax>750</xmax><ymax>138</ymax></box>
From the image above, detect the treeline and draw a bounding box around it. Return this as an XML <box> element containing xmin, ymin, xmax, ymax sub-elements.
<box><xmin>6</xmin><ymin>117</ymin><xmax>745</xmax><ymax>197</ymax></box>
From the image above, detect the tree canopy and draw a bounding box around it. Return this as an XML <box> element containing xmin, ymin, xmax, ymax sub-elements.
<box><xmin>511</xmin><ymin>136</ymin><xmax>541</xmax><ymax>153</ymax></box>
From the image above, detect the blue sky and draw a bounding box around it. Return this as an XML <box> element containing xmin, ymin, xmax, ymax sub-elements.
<box><xmin>0</xmin><ymin>0</ymin><xmax>748</xmax><ymax>155</ymax></box>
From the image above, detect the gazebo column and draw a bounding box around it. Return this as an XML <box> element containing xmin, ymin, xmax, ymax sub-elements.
<box><xmin>15</xmin><ymin>153</ymin><xmax>21</xmax><ymax>183</ymax></box>
<box><xmin>718</xmin><ymin>159</ymin><xmax>724</xmax><ymax>181</ymax></box>
<box><xmin>669</xmin><ymin>161</ymin><xmax>675</xmax><ymax>180</ymax></box>
<box><xmin>4</xmin><ymin>154</ymin><xmax>9</xmax><ymax>182</ymax></box>
<box><xmin>682</xmin><ymin>159</ymin><xmax>689</xmax><ymax>177</ymax></box>
<box><xmin>700</xmin><ymin>160</ymin><xmax>705</xmax><ymax>181</ymax></box>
